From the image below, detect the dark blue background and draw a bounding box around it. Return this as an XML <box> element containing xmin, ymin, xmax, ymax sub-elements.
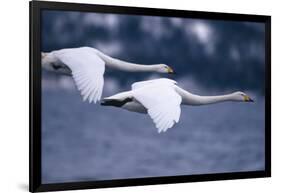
<box><xmin>41</xmin><ymin>10</ymin><xmax>265</xmax><ymax>183</ymax></box>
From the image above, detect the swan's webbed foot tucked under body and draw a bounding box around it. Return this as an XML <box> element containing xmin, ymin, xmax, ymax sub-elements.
<box><xmin>101</xmin><ymin>97</ymin><xmax>147</xmax><ymax>114</ymax></box>
<box><xmin>101</xmin><ymin>98</ymin><xmax>133</xmax><ymax>107</ymax></box>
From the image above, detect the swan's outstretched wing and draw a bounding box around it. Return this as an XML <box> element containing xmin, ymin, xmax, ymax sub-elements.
<box><xmin>54</xmin><ymin>47</ymin><xmax>105</xmax><ymax>103</ymax></box>
<box><xmin>132</xmin><ymin>80</ymin><xmax>181</xmax><ymax>133</ymax></box>
<box><xmin>132</xmin><ymin>78</ymin><xmax>177</xmax><ymax>90</ymax></box>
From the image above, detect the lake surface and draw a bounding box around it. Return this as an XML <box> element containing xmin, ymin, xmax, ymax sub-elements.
<box><xmin>41</xmin><ymin>83</ymin><xmax>265</xmax><ymax>183</ymax></box>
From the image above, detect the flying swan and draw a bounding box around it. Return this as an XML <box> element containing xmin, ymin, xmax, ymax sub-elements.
<box><xmin>101</xmin><ymin>78</ymin><xmax>254</xmax><ymax>133</ymax></box>
<box><xmin>41</xmin><ymin>47</ymin><xmax>174</xmax><ymax>103</ymax></box>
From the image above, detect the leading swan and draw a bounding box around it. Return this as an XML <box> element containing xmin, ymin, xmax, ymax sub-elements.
<box><xmin>101</xmin><ymin>78</ymin><xmax>254</xmax><ymax>133</ymax></box>
<box><xmin>41</xmin><ymin>47</ymin><xmax>174</xmax><ymax>103</ymax></box>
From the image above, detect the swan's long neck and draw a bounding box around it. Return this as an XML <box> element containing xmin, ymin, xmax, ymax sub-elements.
<box><xmin>175</xmin><ymin>86</ymin><xmax>235</xmax><ymax>106</ymax></box>
<box><xmin>95</xmin><ymin>50</ymin><xmax>160</xmax><ymax>72</ymax></box>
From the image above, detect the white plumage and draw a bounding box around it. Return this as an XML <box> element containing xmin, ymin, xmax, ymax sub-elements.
<box><xmin>132</xmin><ymin>79</ymin><xmax>181</xmax><ymax>132</ymax></box>
<box><xmin>41</xmin><ymin>47</ymin><xmax>174</xmax><ymax>103</ymax></box>
<box><xmin>55</xmin><ymin>48</ymin><xmax>105</xmax><ymax>103</ymax></box>
<box><xmin>101</xmin><ymin>78</ymin><xmax>254</xmax><ymax>133</ymax></box>
<box><xmin>41</xmin><ymin>47</ymin><xmax>254</xmax><ymax>133</ymax></box>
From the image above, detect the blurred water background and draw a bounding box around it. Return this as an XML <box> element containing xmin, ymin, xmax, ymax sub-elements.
<box><xmin>41</xmin><ymin>10</ymin><xmax>265</xmax><ymax>183</ymax></box>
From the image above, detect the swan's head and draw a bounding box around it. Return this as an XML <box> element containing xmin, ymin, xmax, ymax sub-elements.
<box><xmin>231</xmin><ymin>91</ymin><xmax>254</xmax><ymax>102</ymax></box>
<box><xmin>41</xmin><ymin>52</ymin><xmax>57</xmax><ymax>71</ymax></box>
<box><xmin>156</xmin><ymin>64</ymin><xmax>175</xmax><ymax>74</ymax></box>
<box><xmin>41</xmin><ymin>52</ymin><xmax>52</xmax><ymax>70</ymax></box>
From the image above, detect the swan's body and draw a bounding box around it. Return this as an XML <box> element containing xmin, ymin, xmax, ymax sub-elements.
<box><xmin>41</xmin><ymin>47</ymin><xmax>174</xmax><ymax>103</ymax></box>
<box><xmin>101</xmin><ymin>78</ymin><xmax>254</xmax><ymax>133</ymax></box>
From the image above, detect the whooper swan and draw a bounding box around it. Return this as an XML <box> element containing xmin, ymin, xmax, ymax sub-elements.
<box><xmin>101</xmin><ymin>78</ymin><xmax>254</xmax><ymax>133</ymax></box>
<box><xmin>41</xmin><ymin>47</ymin><xmax>174</xmax><ymax>103</ymax></box>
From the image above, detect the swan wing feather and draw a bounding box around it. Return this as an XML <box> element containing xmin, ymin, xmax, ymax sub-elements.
<box><xmin>133</xmin><ymin>80</ymin><xmax>181</xmax><ymax>132</ymax></box>
<box><xmin>53</xmin><ymin>47</ymin><xmax>105</xmax><ymax>103</ymax></box>
<box><xmin>132</xmin><ymin>78</ymin><xmax>177</xmax><ymax>90</ymax></box>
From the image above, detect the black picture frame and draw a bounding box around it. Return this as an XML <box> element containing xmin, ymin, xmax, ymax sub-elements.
<box><xmin>29</xmin><ymin>1</ymin><xmax>271</xmax><ymax>192</ymax></box>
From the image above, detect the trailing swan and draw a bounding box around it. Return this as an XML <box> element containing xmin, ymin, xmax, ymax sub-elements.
<box><xmin>101</xmin><ymin>78</ymin><xmax>254</xmax><ymax>133</ymax></box>
<box><xmin>41</xmin><ymin>47</ymin><xmax>174</xmax><ymax>103</ymax></box>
